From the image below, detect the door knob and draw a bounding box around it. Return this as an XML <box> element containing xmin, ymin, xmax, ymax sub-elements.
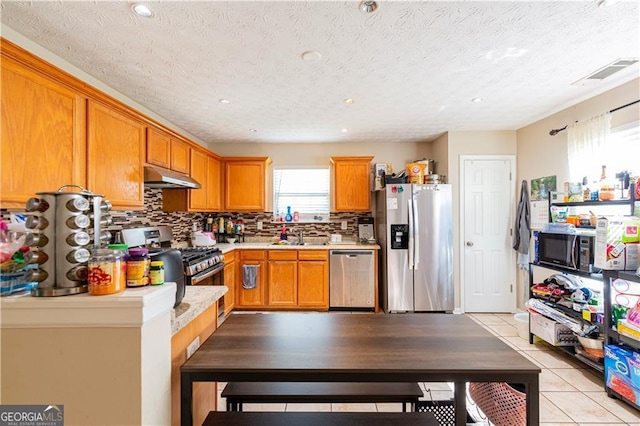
<box><xmin>466</xmin><ymin>241</ymin><xmax>474</xmax><ymax>247</ymax></box>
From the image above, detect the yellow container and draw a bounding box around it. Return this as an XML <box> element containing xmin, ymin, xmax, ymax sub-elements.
<box><xmin>407</xmin><ymin>163</ymin><xmax>425</xmax><ymax>184</ymax></box>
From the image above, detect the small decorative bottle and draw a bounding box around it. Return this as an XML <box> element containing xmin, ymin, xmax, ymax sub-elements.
<box><xmin>285</xmin><ymin>206</ymin><xmax>293</xmax><ymax>222</ymax></box>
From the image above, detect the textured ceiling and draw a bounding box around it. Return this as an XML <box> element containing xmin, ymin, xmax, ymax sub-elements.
<box><xmin>1</xmin><ymin>1</ymin><xmax>639</xmax><ymax>144</ymax></box>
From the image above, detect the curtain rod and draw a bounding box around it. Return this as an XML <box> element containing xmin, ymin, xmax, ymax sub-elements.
<box><xmin>549</xmin><ymin>99</ymin><xmax>640</xmax><ymax>136</ymax></box>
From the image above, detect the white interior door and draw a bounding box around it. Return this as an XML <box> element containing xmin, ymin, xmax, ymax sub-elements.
<box><xmin>462</xmin><ymin>157</ymin><xmax>516</xmax><ymax>313</ymax></box>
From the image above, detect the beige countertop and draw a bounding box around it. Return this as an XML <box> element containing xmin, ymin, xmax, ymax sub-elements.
<box><xmin>216</xmin><ymin>241</ymin><xmax>380</xmax><ymax>254</ymax></box>
<box><xmin>171</xmin><ymin>285</ymin><xmax>227</xmax><ymax>336</ymax></box>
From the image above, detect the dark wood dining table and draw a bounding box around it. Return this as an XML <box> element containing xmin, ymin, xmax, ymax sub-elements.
<box><xmin>181</xmin><ymin>313</ymin><xmax>541</xmax><ymax>426</ymax></box>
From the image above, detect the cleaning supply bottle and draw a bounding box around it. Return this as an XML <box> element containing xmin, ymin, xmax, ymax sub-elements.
<box><xmin>285</xmin><ymin>206</ymin><xmax>293</xmax><ymax>222</ymax></box>
<box><xmin>280</xmin><ymin>225</ymin><xmax>288</xmax><ymax>241</ymax></box>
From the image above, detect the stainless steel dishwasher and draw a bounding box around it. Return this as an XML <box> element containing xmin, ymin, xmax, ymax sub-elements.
<box><xmin>329</xmin><ymin>250</ymin><xmax>375</xmax><ymax>309</ymax></box>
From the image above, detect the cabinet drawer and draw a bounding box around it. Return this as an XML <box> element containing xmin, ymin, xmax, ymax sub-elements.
<box><xmin>299</xmin><ymin>250</ymin><xmax>328</xmax><ymax>261</ymax></box>
<box><xmin>240</xmin><ymin>250</ymin><xmax>266</xmax><ymax>261</ymax></box>
<box><xmin>268</xmin><ymin>250</ymin><xmax>298</xmax><ymax>261</ymax></box>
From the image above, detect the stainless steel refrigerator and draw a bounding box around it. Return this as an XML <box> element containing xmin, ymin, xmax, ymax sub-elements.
<box><xmin>376</xmin><ymin>184</ymin><xmax>453</xmax><ymax>312</ymax></box>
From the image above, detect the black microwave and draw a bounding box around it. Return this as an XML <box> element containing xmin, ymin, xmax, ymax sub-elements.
<box><xmin>537</xmin><ymin>232</ymin><xmax>600</xmax><ymax>273</ymax></box>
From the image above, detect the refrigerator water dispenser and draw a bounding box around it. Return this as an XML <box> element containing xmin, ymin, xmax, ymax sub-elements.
<box><xmin>390</xmin><ymin>224</ymin><xmax>409</xmax><ymax>249</ymax></box>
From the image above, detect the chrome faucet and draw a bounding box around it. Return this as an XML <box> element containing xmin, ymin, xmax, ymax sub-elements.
<box><xmin>297</xmin><ymin>228</ymin><xmax>304</xmax><ymax>245</ymax></box>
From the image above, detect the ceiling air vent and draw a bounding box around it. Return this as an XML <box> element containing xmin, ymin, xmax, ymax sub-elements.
<box><xmin>573</xmin><ymin>58</ymin><xmax>639</xmax><ymax>86</ymax></box>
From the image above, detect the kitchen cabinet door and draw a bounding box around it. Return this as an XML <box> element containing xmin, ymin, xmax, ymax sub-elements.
<box><xmin>331</xmin><ymin>156</ymin><xmax>373</xmax><ymax>211</ymax></box>
<box><xmin>237</xmin><ymin>251</ymin><xmax>266</xmax><ymax>307</ymax></box>
<box><xmin>224</xmin><ymin>157</ymin><xmax>272</xmax><ymax>211</ymax></box>
<box><xmin>268</xmin><ymin>251</ymin><xmax>298</xmax><ymax>307</ymax></box>
<box><xmin>146</xmin><ymin>127</ymin><xmax>171</xmax><ymax>169</ymax></box>
<box><xmin>1</xmin><ymin>58</ymin><xmax>86</xmax><ymax>209</ymax></box>
<box><xmin>87</xmin><ymin>100</ymin><xmax>145</xmax><ymax>210</ymax></box>
<box><xmin>298</xmin><ymin>250</ymin><xmax>329</xmax><ymax>309</ymax></box>
<box><xmin>223</xmin><ymin>256</ymin><xmax>235</xmax><ymax>315</ymax></box>
<box><xmin>170</xmin><ymin>138</ymin><xmax>190</xmax><ymax>174</ymax></box>
<box><xmin>207</xmin><ymin>155</ymin><xmax>222</xmax><ymax>211</ymax></box>
<box><xmin>188</xmin><ymin>148</ymin><xmax>208</xmax><ymax>211</ymax></box>
<box><xmin>171</xmin><ymin>303</ymin><xmax>217</xmax><ymax>425</ymax></box>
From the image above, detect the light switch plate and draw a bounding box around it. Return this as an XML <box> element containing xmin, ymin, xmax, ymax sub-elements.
<box><xmin>186</xmin><ymin>336</ymin><xmax>200</xmax><ymax>359</ymax></box>
<box><xmin>341</xmin><ymin>221</ymin><xmax>348</xmax><ymax>230</ymax></box>
<box><xmin>257</xmin><ymin>221</ymin><xmax>263</xmax><ymax>230</ymax></box>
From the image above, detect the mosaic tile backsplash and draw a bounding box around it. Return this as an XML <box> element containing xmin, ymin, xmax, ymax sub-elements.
<box><xmin>106</xmin><ymin>188</ymin><xmax>373</xmax><ymax>244</ymax></box>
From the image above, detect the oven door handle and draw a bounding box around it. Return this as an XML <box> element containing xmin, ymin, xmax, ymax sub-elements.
<box><xmin>190</xmin><ymin>263</ymin><xmax>225</xmax><ymax>285</ymax></box>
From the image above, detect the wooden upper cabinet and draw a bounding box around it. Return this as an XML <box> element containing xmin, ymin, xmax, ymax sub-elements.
<box><xmin>224</xmin><ymin>157</ymin><xmax>272</xmax><ymax>212</ymax></box>
<box><xmin>1</xmin><ymin>56</ymin><xmax>86</xmax><ymax>208</ymax></box>
<box><xmin>146</xmin><ymin>127</ymin><xmax>171</xmax><ymax>169</ymax></box>
<box><xmin>188</xmin><ymin>148</ymin><xmax>209</xmax><ymax>211</ymax></box>
<box><xmin>331</xmin><ymin>156</ymin><xmax>374</xmax><ymax>212</ymax></box>
<box><xmin>170</xmin><ymin>138</ymin><xmax>190</xmax><ymax>174</ymax></box>
<box><xmin>87</xmin><ymin>100</ymin><xmax>145</xmax><ymax>210</ymax></box>
<box><xmin>162</xmin><ymin>149</ymin><xmax>221</xmax><ymax>213</ymax></box>
<box><xmin>146</xmin><ymin>127</ymin><xmax>190</xmax><ymax>175</ymax></box>
<box><xmin>207</xmin><ymin>155</ymin><xmax>222</xmax><ymax>211</ymax></box>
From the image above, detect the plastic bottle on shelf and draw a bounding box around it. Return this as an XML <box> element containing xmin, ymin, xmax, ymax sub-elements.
<box><xmin>285</xmin><ymin>206</ymin><xmax>293</xmax><ymax>222</ymax></box>
<box><xmin>293</xmin><ymin>211</ymin><xmax>299</xmax><ymax>222</ymax></box>
<box><xmin>599</xmin><ymin>165</ymin><xmax>615</xmax><ymax>201</ymax></box>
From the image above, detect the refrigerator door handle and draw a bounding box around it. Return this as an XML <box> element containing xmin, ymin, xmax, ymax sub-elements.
<box><xmin>408</xmin><ymin>198</ymin><xmax>414</xmax><ymax>270</ymax></box>
<box><xmin>413</xmin><ymin>192</ymin><xmax>420</xmax><ymax>271</ymax></box>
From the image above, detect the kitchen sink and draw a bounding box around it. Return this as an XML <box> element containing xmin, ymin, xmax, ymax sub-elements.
<box><xmin>270</xmin><ymin>242</ymin><xmax>328</xmax><ymax>246</ymax></box>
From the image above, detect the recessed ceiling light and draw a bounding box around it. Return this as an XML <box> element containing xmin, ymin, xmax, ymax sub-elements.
<box><xmin>219</xmin><ymin>99</ymin><xmax>230</xmax><ymax>104</ymax></box>
<box><xmin>359</xmin><ymin>1</ymin><xmax>378</xmax><ymax>13</ymax></box>
<box><xmin>344</xmin><ymin>98</ymin><xmax>355</xmax><ymax>104</ymax></box>
<box><xmin>301</xmin><ymin>51</ymin><xmax>322</xmax><ymax>61</ymax></box>
<box><xmin>471</xmin><ymin>97</ymin><xmax>483</xmax><ymax>103</ymax></box>
<box><xmin>341</xmin><ymin>128</ymin><xmax>348</xmax><ymax>133</ymax></box>
<box><xmin>131</xmin><ymin>3</ymin><xmax>153</xmax><ymax>18</ymax></box>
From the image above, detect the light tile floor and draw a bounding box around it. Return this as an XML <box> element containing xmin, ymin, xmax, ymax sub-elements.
<box><xmin>215</xmin><ymin>312</ymin><xmax>640</xmax><ymax>425</ymax></box>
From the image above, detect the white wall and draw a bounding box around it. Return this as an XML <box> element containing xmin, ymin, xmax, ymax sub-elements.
<box><xmin>211</xmin><ymin>141</ymin><xmax>431</xmax><ymax>174</ymax></box>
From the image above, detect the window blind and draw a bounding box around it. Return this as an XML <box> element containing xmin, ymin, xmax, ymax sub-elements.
<box><xmin>273</xmin><ymin>168</ymin><xmax>330</xmax><ymax>221</ymax></box>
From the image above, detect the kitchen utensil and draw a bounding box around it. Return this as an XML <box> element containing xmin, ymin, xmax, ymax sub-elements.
<box><xmin>424</xmin><ymin>174</ymin><xmax>446</xmax><ymax>184</ymax></box>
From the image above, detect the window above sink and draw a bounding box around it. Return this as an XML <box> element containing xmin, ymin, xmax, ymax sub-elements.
<box><xmin>273</xmin><ymin>167</ymin><xmax>330</xmax><ymax>223</ymax></box>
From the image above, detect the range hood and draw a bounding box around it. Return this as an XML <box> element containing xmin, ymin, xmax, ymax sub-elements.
<box><xmin>144</xmin><ymin>165</ymin><xmax>201</xmax><ymax>189</ymax></box>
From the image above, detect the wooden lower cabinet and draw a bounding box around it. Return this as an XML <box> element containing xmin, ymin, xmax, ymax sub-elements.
<box><xmin>298</xmin><ymin>250</ymin><xmax>329</xmax><ymax>309</ymax></box>
<box><xmin>235</xmin><ymin>249</ymin><xmax>329</xmax><ymax>310</ymax></box>
<box><xmin>236</xmin><ymin>250</ymin><xmax>266</xmax><ymax>307</ymax></box>
<box><xmin>171</xmin><ymin>303</ymin><xmax>218</xmax><ymax>426</ymax></box>
<box><xmin>223</xmin><ymin>253</ymin><xmax>236</xmax><ymax>315</ymax></box>
<box><xmin>267</xmin><ymin>251</ymin><xmax>298</xmax><ymax>307</ymax></box>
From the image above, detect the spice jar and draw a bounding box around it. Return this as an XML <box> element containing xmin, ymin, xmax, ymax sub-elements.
<box><xmin>150</xmin><ymin>260</ymin><xmax>165</xmax><ymax>286</ymax></box>
<box><xmin>126</xmin><ymin>247</ymin><xmax>150</xmax><ymax>287</ymax></box>
<box><xmin>88</xmin><ymin>248</ymin><xmax>126</xmax><ymax>295</ymax></box>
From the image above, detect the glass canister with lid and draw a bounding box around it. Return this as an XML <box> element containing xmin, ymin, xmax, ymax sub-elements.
<box><xmin>88</xmin><ymin>248</ymin><xmax>126</xmax><ymax>295</ymax></box>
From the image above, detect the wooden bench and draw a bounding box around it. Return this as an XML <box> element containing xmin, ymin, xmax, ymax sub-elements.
<box><xmin>203</xmin><ymin>411</ymin><xmax>439</xmax><ymax>426</ymax></box>
<box><xmin>221</xmin><ymin>382</ymin><xmax>423</xmax><ymax>412</ymax></box>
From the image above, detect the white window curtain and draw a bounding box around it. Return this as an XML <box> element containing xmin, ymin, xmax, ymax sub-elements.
<box><xmin>567</xmin><ymin>112</ymin><xmax>611</xmax><ymax>182</ymax></box>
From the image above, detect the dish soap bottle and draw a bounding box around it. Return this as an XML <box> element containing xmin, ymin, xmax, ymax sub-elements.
<box><xmin>280</xmin><ymin>225</ymin><xmax>288</xmax><ymax>241</ymax></box>
<box><xmin>285</xmin><ymin>206</ymin><xmax>293</xmax><ymax>222</ymax></box>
